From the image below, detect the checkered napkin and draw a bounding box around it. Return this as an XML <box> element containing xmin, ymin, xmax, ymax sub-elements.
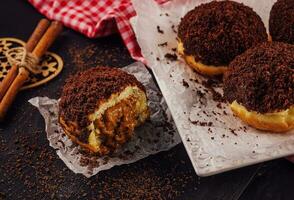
<box><xmin>28</xmin><ymin>0</ymin><xmax>168</xmax><ymax>63</ymax></box>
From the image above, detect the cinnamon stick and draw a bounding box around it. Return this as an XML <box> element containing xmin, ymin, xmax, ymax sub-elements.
<box><xmin>0</xmin><ymin>65</ymin><xmax>18</xmax><ymax>101</ymax></box>
<box><xmin>26</xmin><ymin>19</ymin><xmax>51</xmax><ymax>52</ymax></box>
<box><xmin>0</xmin><ymin>68</ymin><xmax>29</xmax><ymax>120</ymax></box>
<box><xmin>32</xmin><ymin>21</ymin><xmax>63</xmax><ymax>58</ymax></box>
<box><xmin>0</xmin><ymin>21</ymin><xmax>63</xmax><ymax>121</ymax></box>
<box><xmin>0</xmin><ymin>19</ymin><xmax>50</xmax><ymax>101</ymax></box>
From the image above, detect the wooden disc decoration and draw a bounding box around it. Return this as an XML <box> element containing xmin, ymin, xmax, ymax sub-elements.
<box><xmin>0</xmin><ymin>37</ymin><xmax>63</xmax><ymax>90</ymax></box>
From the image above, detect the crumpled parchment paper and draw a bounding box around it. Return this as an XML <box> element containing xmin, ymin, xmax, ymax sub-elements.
<box><xmin>29</xmin><ymin>62</ymin><xmax>181</xmax><ymax>177</ymax></box>
<box><xmin>131</xmin><ymin>0</ymin><xmax>294</xmax><ymax>176</ymax></box>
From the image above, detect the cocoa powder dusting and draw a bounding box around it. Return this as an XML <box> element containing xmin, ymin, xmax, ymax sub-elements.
<box><xmin>68</xmin><ymin>41</ymin><xmax>131</xmax><ymax>72</ymax></box>
<box><xmin>0</xmin><ymin>131</ymin><xmax>201</xmax><ymax>199</ymax></box>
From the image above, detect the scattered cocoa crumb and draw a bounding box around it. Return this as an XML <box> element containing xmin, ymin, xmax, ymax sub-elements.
<box><xmin>196</xmin><ymin>90</ymin><xmax>205</xmax><ymax>98</ymax></box>
<box><xmin>182</xmin><ymin>79</ymin><xmax>189</xmax><ymax>88</ymax></box>
<box><xmin>158</xmin><ymin>42</ymin><xmax>168</xmax><ymax>47</ymax></box>
<box><xmin>157</xmin><ymin>26</ymin><xmax>164</xmax><ymax>34</ymax></box>
<box><xmin>164</xmin><ymin>53</ymin><xmax>177</xmax><ymax>61</ymax></box>
<box><xmin>171</xmin><ymin>25</ymin><xmax>177</xmax><ymax>34</ymax></box>
<box><xmin>216</xmin><ymin>103</ymin><xmax>222</xmax><ymax>109</ymax></box>
<box><xmin>189</xmin><ymin>119</ymin><xmax>213</xmax><ymax>127</ymax></box>
<box><xmin>229</xmin><ymin>128</ymin><xmax>238</xmax><ymax>136</ymax></box>
<box><xmin>201</xmin><ymin>78</ymin><xmax>225</xmax><ymax>102</ymax></box>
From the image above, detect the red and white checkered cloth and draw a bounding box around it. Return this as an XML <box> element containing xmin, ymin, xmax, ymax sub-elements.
<box><xmin>28</xmin><ymin>0</ymin><xmax>168</xmax><ymax>63</ymax></box>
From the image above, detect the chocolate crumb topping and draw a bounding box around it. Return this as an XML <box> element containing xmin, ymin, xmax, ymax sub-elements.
<box><xmin>178</xmin><ymin>1</ymin><xmax>267</xmax><ymax>66</ymax></box>
<box><xmin>59</xmin><ymin>67</ymin><xmax>145</xmax><ymax>129</ymax></box>
<box><xmin>224</xmin><ymin>42</ymin><xmax>294</xmax><ymax>113</ymax></box>
<box><xmin>270</xmin><ymin>0</ymin><xmax>294</xmax><ymax>45</ymax></box>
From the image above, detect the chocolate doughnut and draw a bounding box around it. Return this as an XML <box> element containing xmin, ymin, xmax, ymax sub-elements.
<box><xmin>269</xmin><ymin>0</ymin><xmax>294</xmax><ymax>44</ymax></box>
<box><xmin>59</xmin><ymin>67</ymin><xmax>150</xmax><ymax>154</ymax></box>
<box><xmin>177</xmin><ymin>1</ymin><xmax>267</xmax><ymax>75</ymax></box>
<box><xmin>224</xmin><ymin>42</ymin><xmax>294</xmax><ymax>132</ymax></box>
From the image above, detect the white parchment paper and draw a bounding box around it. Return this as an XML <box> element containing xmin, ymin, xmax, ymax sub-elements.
<box><xmin>131</xmin><ymin>0</ymin><xmax>294</xmax><ymax>176</ymax></box>
<box><xmin>29</xmin><ymin>62</ymin><xmax>181</xmax><ymax>177</ymax></box>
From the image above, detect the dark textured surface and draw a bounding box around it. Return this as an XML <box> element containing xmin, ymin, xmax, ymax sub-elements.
<box><xmin>240</xmin><ymin>160</ymin><xmax>294</xmax><ymax>200</ymax></box>
<box><xmin>0</xmin><ymin>0</ymin><xmax>293</xmax><ymax>199</ymax></box>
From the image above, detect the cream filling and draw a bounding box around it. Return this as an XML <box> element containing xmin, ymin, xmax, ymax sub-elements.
<box><xmin>87</xmin><ymin>86</ymin><xmax>148</xmax><ymax>150</ymax></box>
<box><xmin>231</xmin><ymin>100</ymin><xmax>294</xmax><ymax>129</ymax></box>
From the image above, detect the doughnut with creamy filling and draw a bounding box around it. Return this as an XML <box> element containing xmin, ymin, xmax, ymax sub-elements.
<box><xmin>224</xmin><ymin>42</ymin><xmax>294</xmax><ymax>132</ymax></box>
<box><xmin>59</xmin><ymin>67</ymin><xmax>150</xmax><ymax>155</ymax></box>
<box><xmin>177</xmin><ymin>0</ymin><xmax>268</xmax><ymax>76</ymax></box>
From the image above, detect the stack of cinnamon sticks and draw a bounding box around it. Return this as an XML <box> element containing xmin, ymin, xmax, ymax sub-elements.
<box><xmin>0</xmin><ymin>19</ymin><xmax>63</xmax><ymax>121</ymax></box>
